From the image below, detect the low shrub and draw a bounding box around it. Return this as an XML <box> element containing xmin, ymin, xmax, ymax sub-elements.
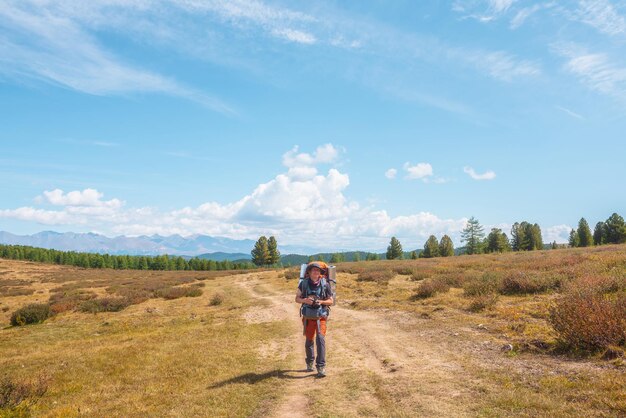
<box><xmin>284</xmin><ymin>269</ymin><xmax>300</xmax><ymax>280</ymax></box>
<box><xmin>154</xmin><ymin>286</ymin><xmax>203</xmax><ymax>300</ymax></box>
<box><xmin>549</xmin><ymin>278</ymin><xmax>626</xmax><ymax>351</ymax></box>
<box><xmin>413</xmin><ymin>278</ymin><xmax>450</xmax><ymax>299</ymax></box>
<box><xmin>357</xmin><ymin>270</ymin><xmax>394</xmax><ymax>284</ymax></box>
<box><xmin>49</xmin><ymin>289</ymin><xmax>97</xmax><ymax>313</ymax></box>
<box><xmin>468</xmin><ymin>293</ymin><xmax>499</xmax><ymax>312</ymax></box>
<box><xmin>392</xmin><ymin>266</ymin><xmax>415</xmax><ymax>275</ymax></box>
<box><xmin>500</xmin><ymin>272</ymin><xmax>561</xmax><ymax>295</ymax></box>
<box><xmin>10</xmin><ymin>304</ymin><xmax>52</xmax><ymax>326</ymax></box>
<box><xmin>209</xmin><ymin>292</ymin><xmax>224</xmax><ymax>306</ymax></box>
<box><xmin>0</xmin><ymin>287</ymin><xmax>35</xmax><ymax>297</ymax></box>
<box><xmin>463</xmin><ymin>272</ymin><xmax>501</xmax><ymax>297</ymax></box>
<box><xmin>0</xmin><ymin>375</ymin><xmax>48</xmax><ymax>410</ymax></box>
<box><xmin>79</xmin><ymin>297</ymin><xmax>131</xmax><ymax>313</ymax></box>
<box><xmin>410</xmin><ymin>271</ymin><xmax>431</xmax><ymax>281</ymax></box>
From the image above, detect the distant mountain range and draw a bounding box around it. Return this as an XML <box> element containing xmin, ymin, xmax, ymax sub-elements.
<box><xmin>0</xmin><ymin>231</ymin><xmax>325</xmax><ymax>259</ymax></box>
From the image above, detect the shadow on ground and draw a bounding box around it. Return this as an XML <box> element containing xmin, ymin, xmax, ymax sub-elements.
<box><xmin>209</xmin><ymin>369</ymin><xmax>316</xmax><ymax>388</ymax></box>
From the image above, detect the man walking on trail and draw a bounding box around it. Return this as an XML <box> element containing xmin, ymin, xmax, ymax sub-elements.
<box><xmin>295</xmin><ymin>262</ymin><xmax>333</xmax><ymax>377</ymax></box>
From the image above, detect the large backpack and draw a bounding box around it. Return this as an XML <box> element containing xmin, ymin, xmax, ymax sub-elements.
<box><xmin>298</xmin><ymin>263</ymin><xmax>337</xmax><ymax>319</ymax></box>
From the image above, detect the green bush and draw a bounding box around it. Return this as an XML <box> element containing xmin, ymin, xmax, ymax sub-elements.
<box><xmin>10</xmin><ymin>304</ymin><xmax>52</xmax><ymax>326</ymax></box>
<box><xmin>79</xmin><ymin>297</ymin><xmax>131</xmax><ymax>313</ymax></box>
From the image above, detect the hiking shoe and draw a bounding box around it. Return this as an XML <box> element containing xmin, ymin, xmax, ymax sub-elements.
<box><xmin>316</xmin><ymin>366</ymin><xmax>326</xmax><ymax>378</ymax></box>
<box><xmin>306</xmin><ymin>361</ymin><xmax>314</xmax><ymax>372</ymax></box>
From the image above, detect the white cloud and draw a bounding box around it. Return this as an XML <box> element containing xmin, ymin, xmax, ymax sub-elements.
<box><xmin>403</xmin><ymin>162</ymin><xmax>434</xmax><ymax>180</ymax></box>
<box><xmin>271</xmin><ymin>28</ymin><xmax>316</xmax><ymax>44</ymax></box>
<box><xmin>0</xmin><ymin>1</ymin><xmax>234</xmax><ymax>114</ymax></box>
<box><xmin>0</xmin><ymin>145</ymin><xmax>470</xmax><ymax>250</ymax></box>
<box><xmin>463</xmin><ymin>166</ymin><xmax>496</xmax><ymax>180</ymax></box>
<box><xmin>554</xmin><ymin>43</ymin><xmax>626</xmax><ymax>102</ymax></box>
<box><xmin>453</xmin><ymin>0</ymin><xmax>517</xmax><ymax>22</ymax></box>
<box><xmin>466</xmin><ymin>51</ymin><xmax>541</xmax><ymax>81</ymax></box>
<box><xmin>42</xmin><ymin>188</ymin><xmax>123</xmax><ymax>208</ymax></box>
<box><xmin>510</xmin><ymin>3</ymin><xmax>552</xmax><ymax>29</ymax></box>
<box><xmin>385</xmin><ymin>168</ymin><xmax>397</xmax><ymax>179</ymax></box>
<box><xmin>556</xmin><ymin>105</ymin><xmax>585</xmax><ymax>120</ymax></box>
<box><xmin>544</xmin><ymin>224</ymin><xmax>573</xmax><ymax>243</ymax></box>
<box><xmin>575</xmin><ymin>0</ymin><xmax>626</xmax><ymax>36</ymax></box>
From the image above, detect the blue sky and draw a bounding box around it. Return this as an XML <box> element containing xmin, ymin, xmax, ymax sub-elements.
<box><xmin>1</xmin><ymin>0</ymin><xmax>625</xmax><ymax>251</ymax></box>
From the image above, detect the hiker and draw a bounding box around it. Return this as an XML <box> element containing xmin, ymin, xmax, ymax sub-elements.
<box><xmin>295</xmin><ymin>261</ymin><xmax>333</xmax><ymax>377</ymax></box>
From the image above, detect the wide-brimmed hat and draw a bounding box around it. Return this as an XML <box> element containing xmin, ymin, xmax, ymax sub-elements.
<box><xmin>306</xmin><ymin>261</ymin><xmax>327</xmax><ymax>273</ymax></box>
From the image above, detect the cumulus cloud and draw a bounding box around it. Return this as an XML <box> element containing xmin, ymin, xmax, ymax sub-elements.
<box><xmin>385</xmin><ymin>168</ymin><xmax>397</xmax><ymax>179</ymax></box>
<box><xmin>0</xmin><ymin>145</ymin><xmax>471</xmax><ymax>249</ymax></box>
<box><xmin>544</xmin><ymin>224</ymin><xmax>573</xmax><ymax>243</ymax></box>
<box><xmin>42</xmin><ymin>188</ymin><xmax>123</xmax><ymax>208</ymax></box>
<box><xmin>404</xmin><ymin>162</ymin><xmax>434</xmax><ymax>180</ymax></box>
<box><xmin>463</xmin><ymin>166</ymin><xmax>496</xmax><ymax>180</ymax></box>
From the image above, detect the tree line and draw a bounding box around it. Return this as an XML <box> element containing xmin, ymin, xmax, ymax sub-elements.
<box><xmin>383</xmin><ymin>211</ymin><xmax>626</xmax><ymax>259</ymax></box>
<box><xmin>569</xmin><ymin>213</ymin><xmax>626</xmax><ymax>247</ymax></box>
<box><xmin>0</xmin><ymin>244</ymin><xmax>255</xmax><ymax>271</ymax></box>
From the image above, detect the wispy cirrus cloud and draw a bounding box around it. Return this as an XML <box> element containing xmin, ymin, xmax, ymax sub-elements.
<box><xmin>453</xmin><ymin>0</ymin><xmax>517</xmax><ymax>22</ymax></box>
<box><xmin>0</xmin><ymin>1</ymin><xmax>235</xmax><ymax>114</ymax></box>
<box><xmin>574</xmin><ymin>0</ymin><xmax>626</xmax><ymax>36</ymax></box>
<box><xmin>554</xmin><ymin>43</ymin><xmax>626</xmax><ymax>102</ymax></box>
<box><xmin>556</xmin><ymin>105</ymin><xmax>585</xmax><ymax>120</ymax></box>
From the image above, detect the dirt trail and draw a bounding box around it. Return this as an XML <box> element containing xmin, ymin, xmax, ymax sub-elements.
<box><xmin>236</xmin><ymin>273</ymin><xmax>482</xmax><ymax>417</ymax></box>
<box><xmin>235</xmin><ymin>273</ymin><xmax>608</xmax><ymax>417</ymax></box>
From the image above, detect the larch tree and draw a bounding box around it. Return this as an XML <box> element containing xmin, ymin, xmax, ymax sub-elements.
<box><xmin>461</xmin><ymin>217</ymin><xmax>485</xmax><ymax>255</ymax></box>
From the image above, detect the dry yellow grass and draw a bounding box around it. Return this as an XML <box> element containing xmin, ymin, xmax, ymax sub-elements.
<box><xmin>1</xmin><ymin>245</ymin><xmax>625</xmax><ymax>417</ymax></box>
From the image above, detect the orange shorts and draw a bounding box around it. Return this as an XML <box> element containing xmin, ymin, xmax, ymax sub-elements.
<box><xmin>303</xmin><ymin>317</ymin><xmax>327</xmax><ymax>340</ymax></box>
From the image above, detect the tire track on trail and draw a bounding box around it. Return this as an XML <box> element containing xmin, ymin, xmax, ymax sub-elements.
<box><xmin>236</xmin><ymin>273</ymin><xmax>478</xmax><ymax>417</ymax></box>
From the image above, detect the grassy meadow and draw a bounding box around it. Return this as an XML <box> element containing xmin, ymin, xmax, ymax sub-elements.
<box><xmin>1</xmin><ymin>244</ymin><xmax>625</xmax><ymax>417</ymax></box>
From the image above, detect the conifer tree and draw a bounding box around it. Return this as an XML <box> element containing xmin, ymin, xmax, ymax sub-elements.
<box><xmin>410</xmin><ymin>250</ymin><xmax>418</xmax><ymax>259</ymax></box>
<box><xmin>353</xmin><ymin>252</ymin><xmax>361</xmax><ymax>262</ymax></box>
<box><xmin>510</xmin><ymin>222</ymin><xmax>525</xmax><ymax>251</ymax></box>
<box><xmin>330</xmin><ymin>253</ymin><xmax>344</xmax><ymax>263</ymax></box>
<box><xmin>577</xmin><ymin>218</ymin><xmax>593</xmax><ymax>247</ymax></box>
<box><xmin>386</xmin><ymin>237</ymin><xmax>403</xmax><ymax>260</ymax></box>
<box><xmin>568</xmin><ymin>229</ymin><xmax>579</xmax><ymax>247</ymax></box>
<box><xmin>551</xmin><ymin>241</ymin><xmax>558</xmax><ymax>250</ymax></box>
<box><xmin>439</xmin><ymin>235</ymin><xmax>454</xmax><ymax>257</ymax></box>
<box><xmin>267</xmin><ymin>236</ymin><xmax>281</xmax><ymax>265</ymax></box>
<box><xmin>251</xmin><ymin>236</ymin><xmax>270</xmax><ymax>266</ymax></box>
<box><xmin>604</xmin><ymin>212</ymin><xmax>626</xmax><ymax>244</ymax></box>
<box><xmin>461</xmin><ymin>217</ymin><xmax>485</xmax><ymax>255</ymax></box>
<box><xmin>486</xmin><ymin>228</ymin><xmax>511</xmax><ymax>253</ymax></box>
<box><xmin>593</xmin><ymin>221</ymin><xmax>606</xmax><ymax>246</ymax></box>
<box><xmin>422</xmin><ymin>235</ymin><xmax>440</xmax><ymax>258</ymax></box>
